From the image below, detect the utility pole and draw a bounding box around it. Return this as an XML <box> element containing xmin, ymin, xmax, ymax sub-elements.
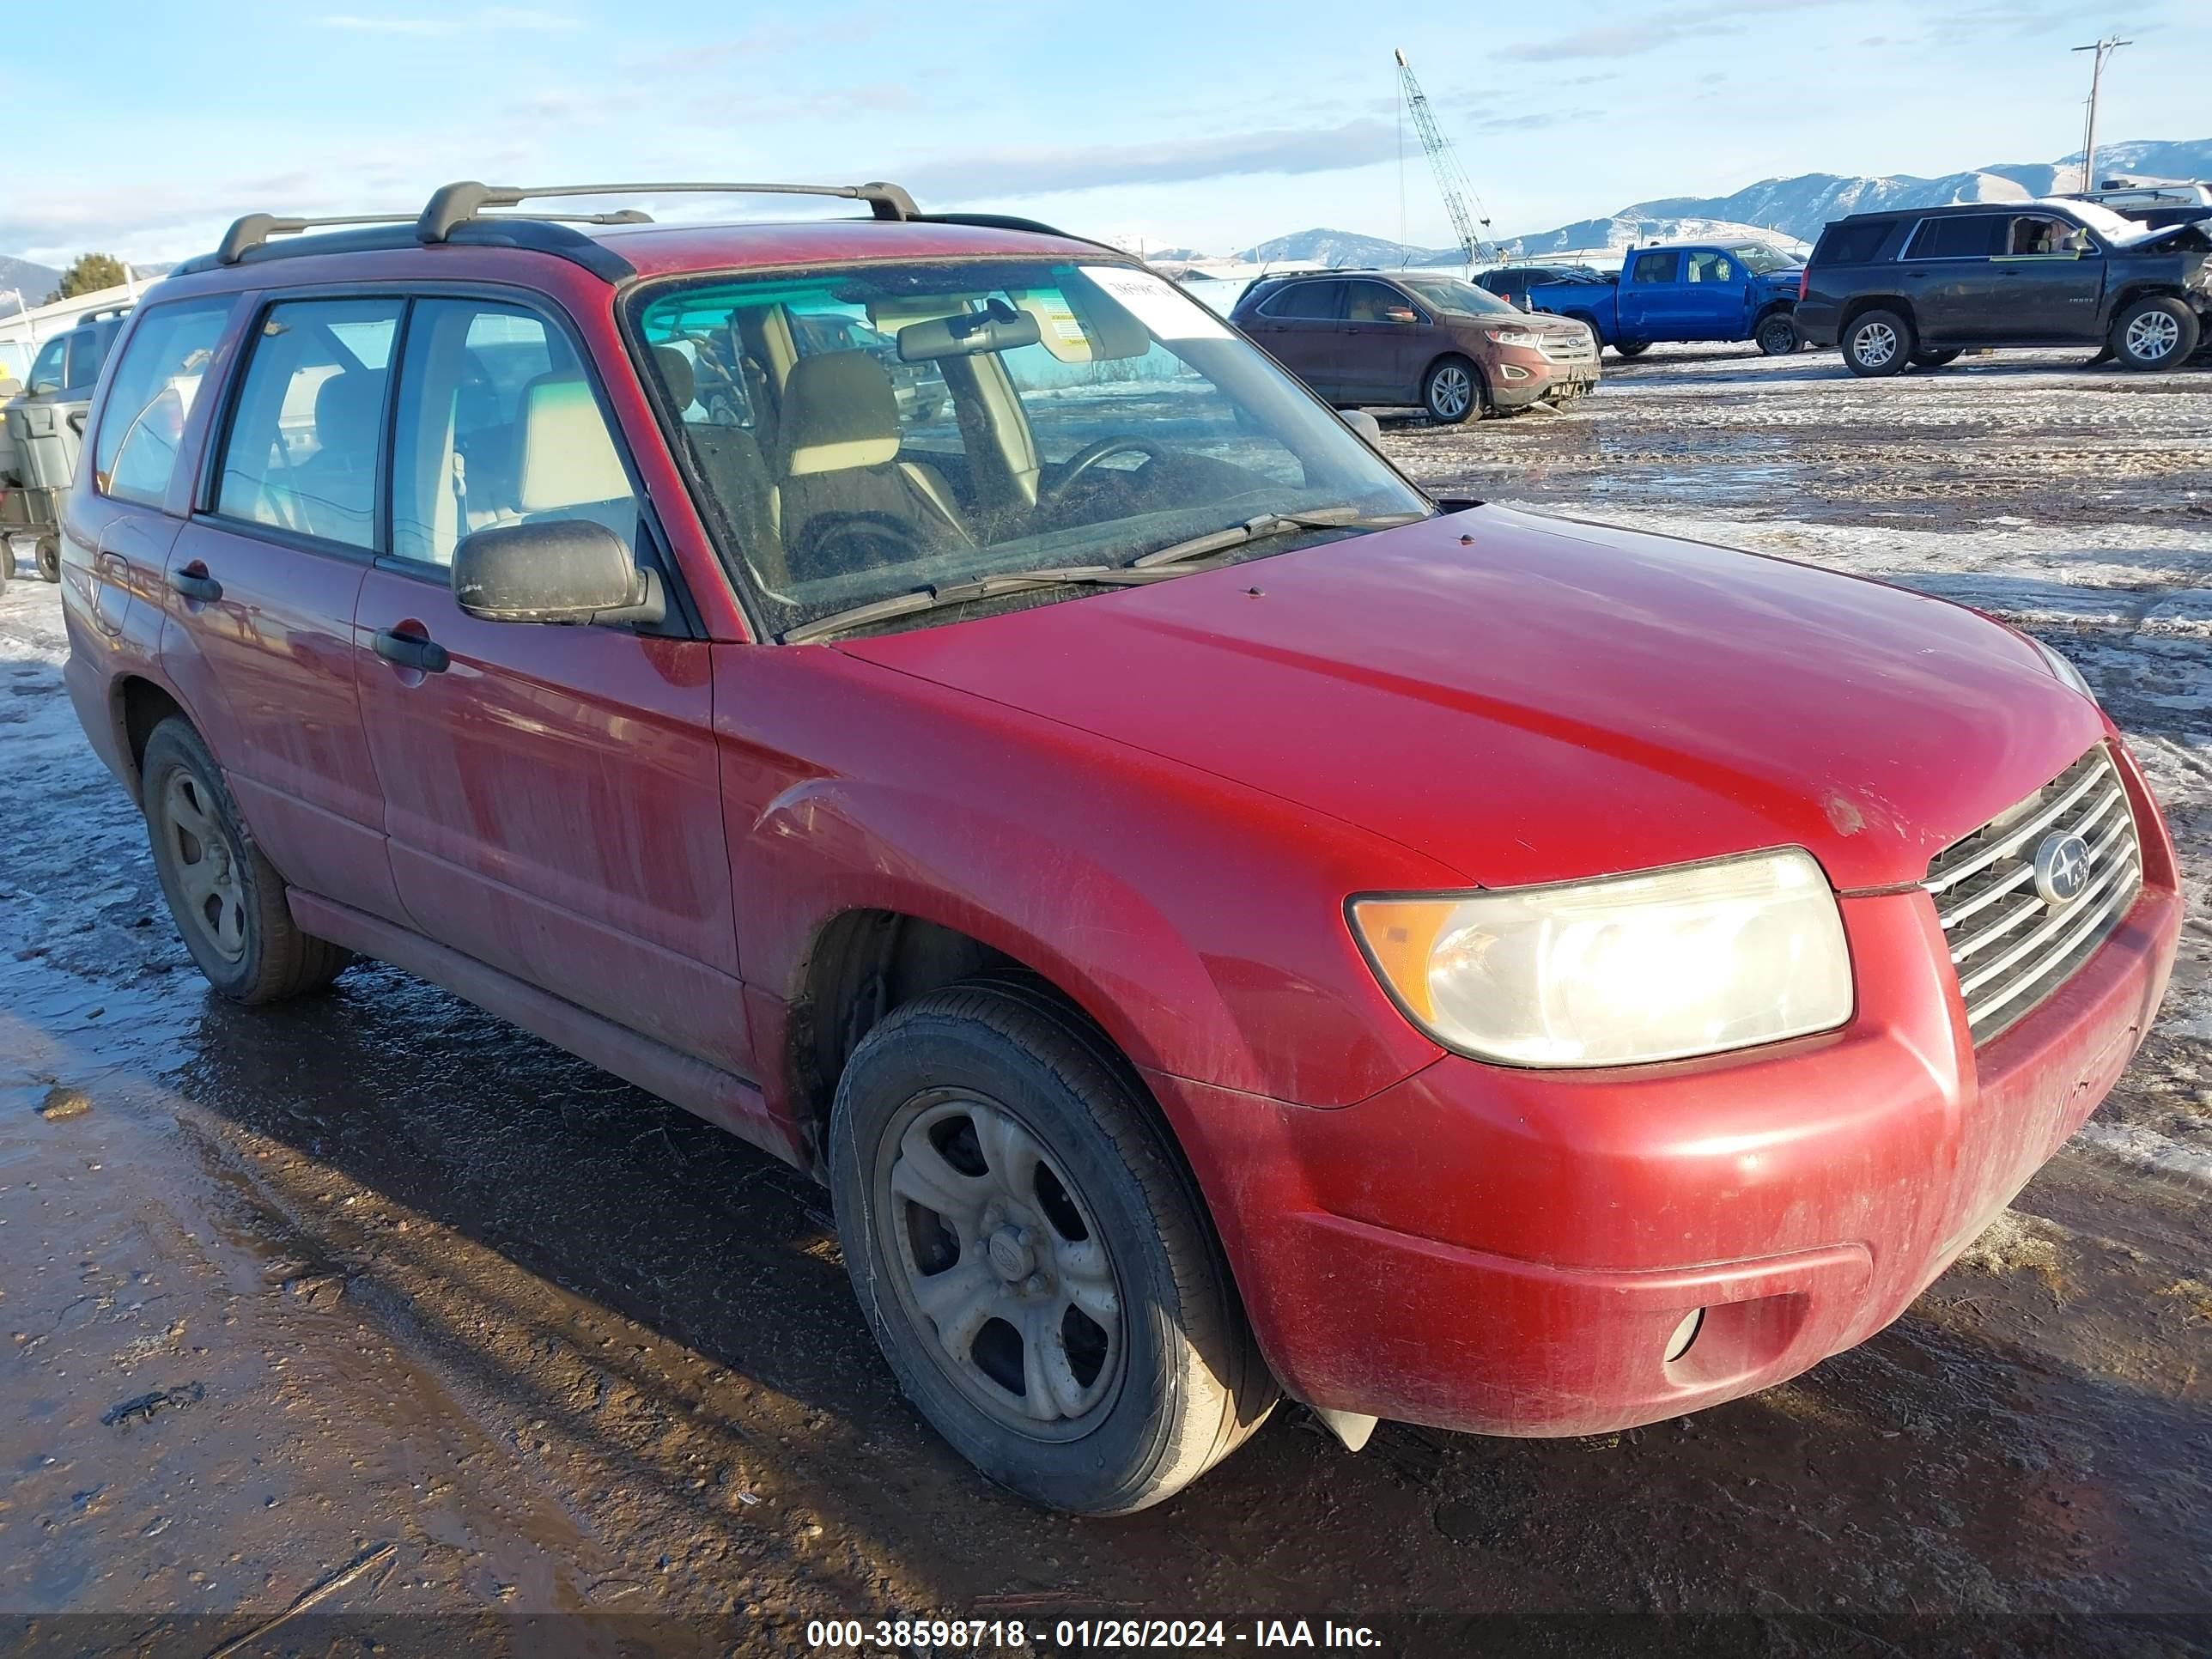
<box><xmin>2070</xmin><ymin>35</ymin><xmax>2130</xmax><ymax>191</ymax></box>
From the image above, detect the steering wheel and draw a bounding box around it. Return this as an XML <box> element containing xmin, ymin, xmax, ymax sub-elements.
<box><xmin>1039</xmin><ymin>437</ymin><xmax>1171</xmax><ymax>510</ymax></box>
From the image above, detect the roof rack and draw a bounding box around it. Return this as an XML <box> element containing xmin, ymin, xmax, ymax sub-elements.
<box><xmin>215</xmin><ymin>206</ymin><xmax>659</xmax><ymax>265</ymax></box>
<box><xmin>416</xmin><ymin>179</ymin><xmax>920</xmax><ymax>243</ymax></box>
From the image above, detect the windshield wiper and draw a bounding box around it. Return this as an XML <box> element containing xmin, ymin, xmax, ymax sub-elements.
<box><xmin>1131</xmin><ymin>507</ymin><xmax>1426</xmax><ymax>569</ymax></box>
<box><xmin>782</xmin><ymin>565</ymin><xmax>1185</xmax><ymax>644</ymax></box>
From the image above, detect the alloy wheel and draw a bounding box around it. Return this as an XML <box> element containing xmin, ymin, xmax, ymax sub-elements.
<box><xmin>161</xmin><ymin>770</ymin><xmax>248</xmax><ymax>962</ymax></box>
<box><xmin>1852</xmin><ymin>321</ymin><xmax>1898</xmax><ymax>368</ymax></box>
<box><xmin>1429</xmin><ymin>365</ymin><xmax>1473</xmax><ymax>420</ymax></box>
<box><xmin>874</xmin><ymin>1091</ymin><xmax>1126</xmax><ymax>1441</ymax></box>
<box><xmin>2124</xmin><ymin>311</ymin><xmax>2180</xmax><ymax>363</ymax></box>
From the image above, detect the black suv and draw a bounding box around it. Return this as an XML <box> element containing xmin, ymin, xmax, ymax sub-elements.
<box><xmin>1796</xmin><ymin>200</ymin><xmax>2210</xmax><ymax>375</ymax></box>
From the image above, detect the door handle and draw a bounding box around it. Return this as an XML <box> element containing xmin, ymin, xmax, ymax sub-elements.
<box><xmin>167</xmin><ymin>567</ymin><xmax>222</xmax><ymax>603</ymax></box>
<box><xmin>373</xmin><ymin>627</ymin><xmax>450</xmax><ymax>674</ymax></box>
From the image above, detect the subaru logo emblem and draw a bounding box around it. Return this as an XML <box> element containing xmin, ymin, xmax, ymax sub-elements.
<box><xmin>2032</xmin><ymin>831</ymin><xmax>2091</xmax><ymax>908</ymax></box>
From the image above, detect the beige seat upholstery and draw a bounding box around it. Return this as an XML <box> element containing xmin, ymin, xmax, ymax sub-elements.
<box><xmin>774</xmin><ymin>351</ymin><xmax>970</xmax><ymax>575</ymax></box>
<box><xmin>513</xmin><ymin>373</ymin><xmax>639</xmax><ymax>545</ymax></box>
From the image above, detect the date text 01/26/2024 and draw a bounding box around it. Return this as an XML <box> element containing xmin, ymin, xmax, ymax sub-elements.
<box><xmin>803</xmin><ymin>1619</ymin><xmax>1385</xmax><ymax>1650</ymax></box>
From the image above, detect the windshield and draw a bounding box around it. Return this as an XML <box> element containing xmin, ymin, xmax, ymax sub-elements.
<box><xmin>1395</xmin><ymin>276</ymin><xmax>1518</xmax><ymax>317</ymax></box>
<box><xmin>631</xmin><ymin>258</ymin><xmax>1429</xmax><ymax>638</ymax></box>
<box><xmin>1729</xmin><ymin>244</ymin><xmax>1796</xmax><ymax>274</ymax></box>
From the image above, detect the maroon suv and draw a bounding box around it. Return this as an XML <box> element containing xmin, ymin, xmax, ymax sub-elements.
<box><xmin>1231</xmin><ymin>270</ymin><xmax>1600</xmax><ymax>422</ymax></box>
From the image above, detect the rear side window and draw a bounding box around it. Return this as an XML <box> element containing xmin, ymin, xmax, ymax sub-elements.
<box><xmin>390</xmin><ymin>299</ymin><xmax>640</xmax><ymax>569</ymax></box>
<box><xmin>1629</xmin><ymin>251</ymin><xmax>1679</xmax><ymax>284</ymax></box>
<box><xmin>94</xmin><ymin>298</ymin><xmax>234</xmax><ymax>508</ymax></box>
<box><xmin>1259</xmin><ymin>280</ymin><xmax>1345</xmax><ymax>320</ymax></box>
<box><xmin>1905</xmin><ymin>216</ymin><xmax>2003</xmax><ymax>259</ymax></box>
<box><xmin>1812</xmin><ymin>222</ymin><xmax>1893</xmax><ymax>266</ymax></box>
<box><xmin>215</xmin><ymin>298</ymin><xmax>403</xmax><ymax>550</ymax></box>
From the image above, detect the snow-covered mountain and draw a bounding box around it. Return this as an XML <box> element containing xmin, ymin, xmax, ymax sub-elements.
<box><xmin>0</xmin><ymin>255</ymin><xmax>62</xmax><ymax>304</ymax></box>
<box><xmin>1226</xmin><ymin>138</ymin><xmax>2211</xmax><ymax>269</ymax></box>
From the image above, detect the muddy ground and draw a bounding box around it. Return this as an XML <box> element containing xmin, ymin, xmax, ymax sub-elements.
<box><xmin>3</xmin><ymin>344</ymin><xmax>2209</xmax><ymax>1658</ymax></box>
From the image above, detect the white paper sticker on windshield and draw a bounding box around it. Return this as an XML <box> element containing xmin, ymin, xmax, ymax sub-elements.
<box><xmin>1079</xmin><ymin>265</ymin><xmax>1231</xmax><ymax>341</ymax></box>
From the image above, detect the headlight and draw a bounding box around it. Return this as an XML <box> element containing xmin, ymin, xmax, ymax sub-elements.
<box><xmin>2031</xmin><ymin>636</ymin><xmax>2094</xmax><ymax>700</ymax></box>
<box><xmin>1485</xmin><ymin>328</ymin><xmax>1544</xmax><ymax>347</ymax></box>
<box><xmin>1349</xmin><ymin>848</ymin><xmax>1852</xmax><ymax>1067</ymax></box>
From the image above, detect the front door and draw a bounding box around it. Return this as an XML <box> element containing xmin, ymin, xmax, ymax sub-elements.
<box><xmin>1338</xmin><ymin>280</ymin><xmax>1429</xmax><ymax>402</ymax></box>
<box><xmin>161</xmin><ymin>295</ymin><xmax>405</xmax><ymax>923</ymax></box>
<box><xmin>1681</xmin><ymin>249</ymin><xmax>1753</xmax><ymax>340</ymax></box>
<box><xmin>351</xmin><ymin>295</ymin><xmax>748</xmax><ymax>1075</ymax></box>
<box><xmin>1243</xmin><ymin>279</ymin><xmax>1347</xmax><ymax>398</ymax></box>
<box><xmin>1992</xmin><ymin>214</ymin><xmax>2106</xmax><ymax>342</ymax></box>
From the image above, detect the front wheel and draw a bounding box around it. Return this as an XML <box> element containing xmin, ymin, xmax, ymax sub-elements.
<box><xmin>1611</xmin><ymin>339</ymin><xmax>1651</xmax><ymax>358</ymax></box>
<box><xmin>1754</xmin><ymin>313</ymin><xmax>1800</xmax><ymax>356</ymax></box>
<box><xmin>35</xmin><ymin>536</ymin><xmax>61</xmax><ymax>582</ymax></box>
<box><xmin>830</xmin><ymin>981</ymin><xmax>1276</xmax><ymax>1515</ymax></box>
<box><xmin>1421</xmin><ymin>356</ymin><xmax>1481</xmax><ymax>424</ymax></box>
<box><xmin>1843</xmin><ymin>308</ymin><xmax>1914</xmax><ymax>377</ymax></box>
<box><xmin>2111</xmin><ymin>295</ymin><xmax>2200</xmax><ymax>371</ymax></box>
<box><xmin>140</xmin><ymin>717</ymin><xmax>354</xmax><ymax>1002</ymax></box>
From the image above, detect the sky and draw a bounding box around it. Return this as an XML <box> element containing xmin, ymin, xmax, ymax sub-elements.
<box><xmin>3</xmin><ymin>0</ymin><xmax>2206</xmax><ymax>267</ymax></box>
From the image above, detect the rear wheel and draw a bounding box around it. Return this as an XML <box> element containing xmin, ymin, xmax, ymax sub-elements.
<box><xmin>1842</xmin><ymin>308</ymin><xmax>1913</xmax><ymax>377</ymax></box>
<box><xmin>1911</xmin><ymin>348</ymin><xmax>1963</xmax><ymax>369</ymax></box>
<box><xmin>1754</xmin><ymin>312</ymin><xmax>1801</xmax><ymax>356</ymax></box>
<box><xmin>2110</xmin><ymin>295</ymin><xmax>2199</xmax><ymax>371</ymax></box>
<box><xmin>1612</xmin><ymin>339</ymin><xmax>1651</xmax><ymax>358</ymax></box>
<box><xmin>1421</xmin><ymin>356</ymin><xmax>1481</xmax><ymax>424</ymax></box>
<box><xmin>140</xmin><ymin>718</ymin><xmax>353</xmax><ymax>1002</ymax></box>
<box><xmin>35</xmin><ymin>536</ymin><xmax>60</xmax><ymax>582</ymax></box>
<box><xmin>830</xmin><ymin>981</ymin><xmax>1276</xmax><ymax>1515</ymax></box>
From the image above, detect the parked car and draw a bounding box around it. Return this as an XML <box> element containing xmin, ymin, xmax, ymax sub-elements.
<box><xmin>1475</xmin><ymin>264</ymin><xmax>1607</xmax><ymax>308</ymax></box>
<box><xmin>1525</xmin><ymin>242</ymin><xmax>1807</xmax><ymax>356</ymax></box>
<box><xmin>65</xmin><ymin>179</ymin><xmax>2178</xmax><ymax>1516</ymax></box>
<box><xmin>1797</xmin><ymin>199</ymin><xmax>2212</xmax><ymax>375</ymax></box>
<box><xmin>1231</xmin><ymin>270</ymin><xmax>1599</xmax><ymax>422</ymax></box>
<box><xmin>2</xmin><ymin>307</ymin><xmax>130</xmax><ymax>581</ymax></box>
<box><xmin>789</xmin><ymin>309</ymin><xmax>951</xmax><ymax>425</ymax></box>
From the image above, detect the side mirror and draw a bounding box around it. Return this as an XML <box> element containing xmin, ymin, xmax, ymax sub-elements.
<box><xmin>1339</xmin><ymin>409</ymin><xmax>1383</xmax><ymax>444</ymax></box>
<box><xmin>1382</xmin><ymin>307</ymin><xmax>1419</xmax><ymax>325</ymax></box>
<box><xmin>452</xmin><ymin>519</ymin><xmax>665</xmax><ymax>626</ymax></box>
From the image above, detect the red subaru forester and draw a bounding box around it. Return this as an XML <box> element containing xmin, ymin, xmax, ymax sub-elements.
<box><xmin>62</xmin><ymin>179</ymin><xmax>2179</xmax><ymax>1515</ymax></box>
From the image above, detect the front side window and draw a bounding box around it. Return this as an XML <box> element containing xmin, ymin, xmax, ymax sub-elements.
<box><xmin>94</xmin><ymin>297</ymin><xmax>233</xmax><ymax>509</ymax></box>
<box><xmin>65</xmin><ymin>326</ymin><xmax>113</xmax><ymax>392</ymax></box>
<box><xmin>1344</xmin><ymin>281</ymin><xmax>1414</xmax><ymax>322</ymax></box>
<box><xmin>1630</xmin><ymin>251</ymin><xmax>1678</xmax><ymax>284</ymax></box>
<box><xmin>216</xmin><ymin>298</ymin><xmax>403</xmax><ymax>549</ymax></box>
<box><xmin>633</xmin><ymin>259</ymin><xmax>1428</xmax><ymax>639</ymax></box>
<box><xmin>27</xmin><ymin>337</ymin><xmax>66</xmax><ymax>394</ymax></box>
<box><xmin>389</xmin><ymin>299</ymin><xmax>640</xmax><ymax>569</ymax></box>
<box><xmin>2006</xmin><ymin>215</ymin><xmax>2093</xmax><ymax>256</ymax></box>
<box><xmin>1686</xmin><ymin>252</ymin><xmax>1735</xmax><ymax>283</ymax></box>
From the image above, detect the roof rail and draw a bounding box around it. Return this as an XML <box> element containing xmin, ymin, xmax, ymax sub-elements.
<box><xmin>416</xmin><ymin>179</ymin><xmax>919</xmax><ymax>243</ymax></box>
<box><xmin>216</xmin><ymin>213</ymin><xmax>418</xmax><ymax>265</ymax></box>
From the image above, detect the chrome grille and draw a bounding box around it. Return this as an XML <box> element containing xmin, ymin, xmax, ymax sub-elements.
<box><xmin>1923</xmin><ymin>745</ymin><xmax>2142</xmax><ymax>1042</ymax></box>
<box><xmin>1540</xmin><ymin>331</ymin><xmax>1598</xmax><ymax>365</ymax></box>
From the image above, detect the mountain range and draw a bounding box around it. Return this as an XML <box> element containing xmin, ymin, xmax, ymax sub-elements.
<box><xmin>1229</xmin><ymin>137</ymin><xmax>2212</xmax><ymax>269</ymax></box>
<box><xmin>0</xmin><ymin>254</ymin><xmax>63</xmax><ymax>306</ymax></box>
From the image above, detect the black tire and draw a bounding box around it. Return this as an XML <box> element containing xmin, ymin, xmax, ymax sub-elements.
<box><xmin>1911</xmin><ymin>348</ymin><xmax>1963</xmax><ymax>369</ymax></box>
<box><xmin>140</xmin><ymin>717</ymin><xmax>353</xmax><ymax>1003</ymax></box>
<box><xmin>1611</xmin><ymin>339</ymin><xmax>1651</xmax><ymax>358</ymax></box>
<box><xmin>2109</xmin><ymin>295</ymin><xmax>2200</xmax><ymax>371</ymax></box>
<box><xmin>1842</xmin><ymin>307</ymin><xmax>1914</xmax><ymax>377</ymax></box>
<box><xmin>830</xmin><ymin>980</ymin><xmax>1276</xmax><ymax>1515</ymax></box>
<box><xmin>1753</xmin><ymin>312</ymin><xmax>1800</xmax><ymax>356</ymax></box>
<box><xmin>1420</xmin><ymin>355</ymin><xmax>1482</xmax><ymax>424</ymax></box>
<box><xmin>0</xmin><ymin>541</ymin><xmax>9</xmax><ymax>596</ymax></box>
<box><xmin>35</xmin><ymin>536</ymin><xmax>61</xmax><ymax>582</ymax></box>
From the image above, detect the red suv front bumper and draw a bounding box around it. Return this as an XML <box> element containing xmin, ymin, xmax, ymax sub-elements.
<box><xmin>1152</xmin><ymin>772</ymin><xmax>2180</xmax><ymax>1437</ymax></box>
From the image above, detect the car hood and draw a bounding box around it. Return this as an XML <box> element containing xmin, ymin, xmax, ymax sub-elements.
<box><xmin>838</xmin><ymin>507</ymin><xmax>2108</xmax><ymax>893</ymax></box>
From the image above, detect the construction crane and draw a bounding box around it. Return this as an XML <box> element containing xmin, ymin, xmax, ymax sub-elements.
<box><xmin>1395</xmin><ymin>48</ymin><xmax>1493</xmax><ymax>270</ymax></box>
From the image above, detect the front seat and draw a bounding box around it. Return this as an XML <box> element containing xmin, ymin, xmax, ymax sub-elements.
<box><xmin>773</xmin><ymin>351</ymin><xmax>970</xmax><ymax>579</ymax></box>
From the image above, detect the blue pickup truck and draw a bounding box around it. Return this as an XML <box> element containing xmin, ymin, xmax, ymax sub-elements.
<box><xmin>1522</xmin><ymin>242</ymin><xmax>1806</xmax><ymax>357</ymax></box>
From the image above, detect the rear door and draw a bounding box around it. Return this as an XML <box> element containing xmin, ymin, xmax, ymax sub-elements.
<box><xmin>1682</xmin><ymin>249</ymin><xmax>1753</xmax><ymax>339</ymax></box>
<box><xmin>1992</xmin><ymin>213</ymin><xmax>2106</xmax><ymax>342</ymax></box>
<box><xmin>1899</xmin><ymin>215</ymin><xmax>2008</xmax><ymax>342</ymax></box>
<box><xmin>1243</xmin><ymin>279</ymin><xmax>1347</xmax><ymax>397</ymax></box>
<box><xmin>161</xmin><ymin>294</ymin><xmax>406</xmax><ymax>922</ymax></box>
<box><xmin>352</xmin><ymin>294</ymin><xmax>746</xmax><ymax>1074</ymax></box>
<box><xmin>1338</xmin><ymin>280</ymin><xmax>1429</xmax><ymax>401</ymax></box>
<box><xmin>1613</xmin><ymin>249</ymin><xmax>1680</xmax><ymax>340</ymax></box>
